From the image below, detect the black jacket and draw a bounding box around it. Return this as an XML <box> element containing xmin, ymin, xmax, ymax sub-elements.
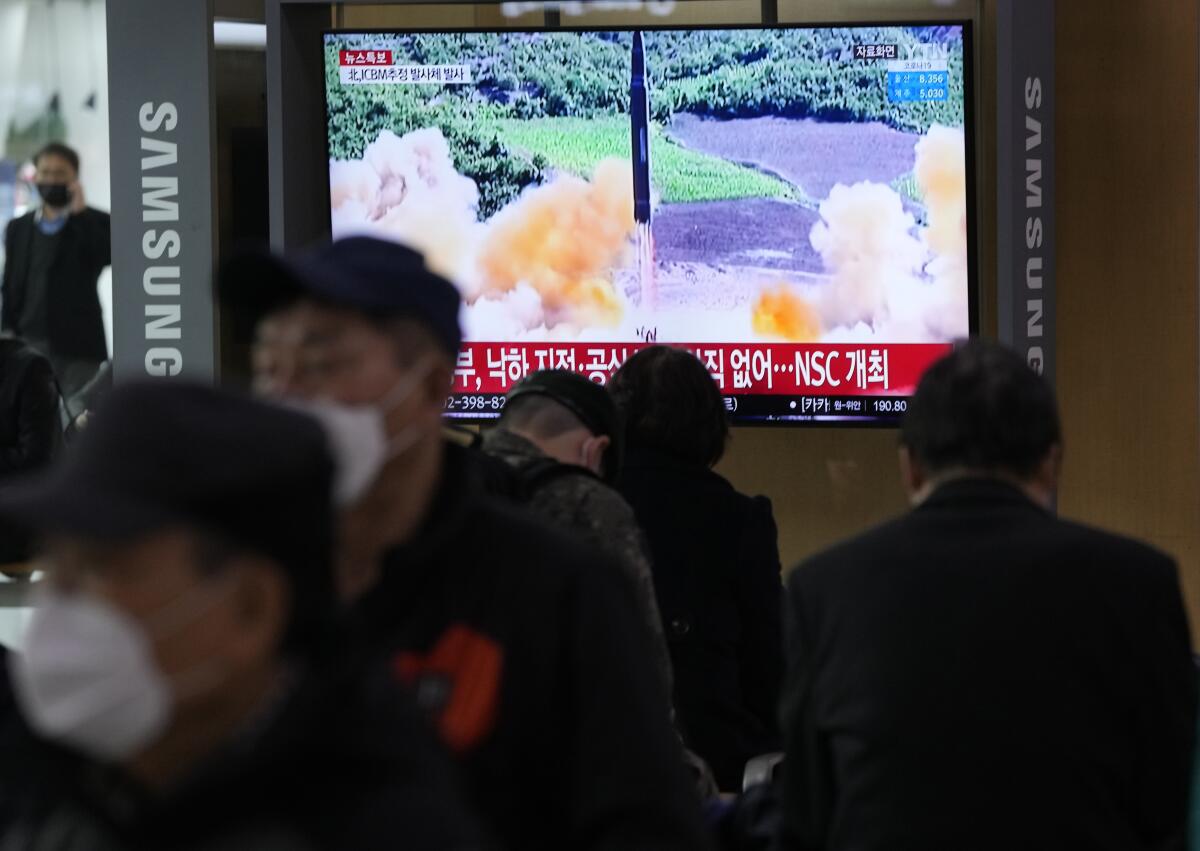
<box><xmin>779</xmin><ymin>478</ymin><xmax>1198</xmax><ymax>851</ymax></box>
<box><xmin>352</xmin><ymin>443</ymin><xmax>713</xmax><ymax>851</ymax></box>
<box><xmin>1</xmin><ymin>209</ymin><xmax>110</xmax><ymax>361</ymax></box>
<box><xmin>617</xmin><ymin>448</ymin><xmax>784</xmax><ymax>792</ymax></box>
<box><xmin>0</xmin><ymin>654</ymin><xmax>486</xmax><ymax>851</ymax></box>
<box><xmin>0</xmin><ymin>337</ymin><xmax>61</xmax><ymax>564</ymax></box>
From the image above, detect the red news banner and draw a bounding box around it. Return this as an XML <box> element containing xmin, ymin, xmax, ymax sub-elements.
<box><xmin>339</xmin><ymin>49</ymin><xmax>394</xmax><ymax>66</ymax></box>
<box><xmin>455</xmin><ymin>343</ymin><xmax>951</xmax><ymax>396</ymax></box>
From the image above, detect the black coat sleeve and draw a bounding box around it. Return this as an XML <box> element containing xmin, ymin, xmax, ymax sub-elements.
<box><xmin>324</xmin><ymin>666</ymin><xmax>495</xmax><ymax>851</ymax></box>
<box><xmin>776</xmin><ymin>570</ymin><xmax>832</xmax><ymax>851</ymax></box>
<box><xmin>87</xmin><ymin>208</ymin><xmax>111</xmax><ymax>270</ymax></box>
<box><xmin>736</xmin><ymin>495</ymin><xmax>784</xmax><ymax>747</ymax></box>
<box><xmin>1131</xmin><ymin>557</ymin><xmax>1197</xmax><ymax>847</ymax></box>
<box><xmin>566</xmin><ymin>555</ymin><xmax>715</xmax><ymax>851</ymax></box>
<box><xmin>0</xmin><ymin>358</ymin><xmax>59</xmax><ymax>475</ymax></box>
<box><xmin>1</xmin><ymin>220</ymin><xmax>16</xmax><ymax>333</ymax></box>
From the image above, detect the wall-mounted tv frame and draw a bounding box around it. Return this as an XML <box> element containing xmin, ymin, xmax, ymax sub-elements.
<box><xmin>320</xmin><ymin>21</ymin><xmax>978</xmax><ymax>424</ymax></box>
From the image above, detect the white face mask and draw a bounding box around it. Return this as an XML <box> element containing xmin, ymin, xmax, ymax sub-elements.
<box><xmin>10</xmin><ymin>581</ymin><xmax>230</xmax><ymax>762</ymax></box>
<box><xmin>286</xmin><ymin>359</ymin><xmax>433</xmax><ymax>507</ymax></box>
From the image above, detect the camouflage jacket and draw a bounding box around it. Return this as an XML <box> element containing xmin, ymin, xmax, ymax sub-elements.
<box><xmin>481</xmin><ymin>428</ymin><xmax>675</xmax><ymax>706</ymax></box>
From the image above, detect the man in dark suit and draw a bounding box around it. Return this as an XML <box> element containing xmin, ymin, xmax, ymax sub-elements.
<box><xmin>1</xmin><ymin>142</ymin><xmax>109</xmax><ymax>398</ymax></box>
<box><xmin>778</xmin><ymin>340</ymin><xmax>1197</xmax><ymax>851</ymax></box>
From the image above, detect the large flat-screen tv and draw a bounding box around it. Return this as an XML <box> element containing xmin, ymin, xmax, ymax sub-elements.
<box><xmin>323</xmin><ymin>22</ymin><xmax>976</xmax><ymax>424</ymax></box>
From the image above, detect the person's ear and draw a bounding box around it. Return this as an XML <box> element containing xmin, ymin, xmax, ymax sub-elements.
<box><xmin>222</xmin><ymin>559</ymin><xmax>289</xmax><ymax>668</ymax></box>
<box><xmin>1029</xmin><ymin>443</ymin><xmax>1063</xmax><ymax>510</ymax></box>
<box><xmin>582</xmin><ymin>434</ymin><xmax>611</xmax><ymax>476</ymax></box>
<box><xmin>898</xmin><ymin>446</ymin><xmax>926</xmax><ymax>504</ymax></box>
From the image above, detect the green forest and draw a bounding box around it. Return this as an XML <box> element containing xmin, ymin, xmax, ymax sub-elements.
<box><xmin>325</xmin><ymin>28</ymin><xmax>966</xmax><ymax>218</ymax></box>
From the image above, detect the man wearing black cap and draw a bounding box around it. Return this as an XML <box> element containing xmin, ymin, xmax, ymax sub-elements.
<box><xmin>226</xmin><ymin>236</ymin><xmax>711</xmax><ymax>851</ymax></box>
<box><xmin>0</xmin><ymin>382</ymin><xmax>485</xmax><ymax>850</ymax></box>
<box><xmin>482</xmin><ymin>370</ymin><xmax>673</xmax><ymax>708</ymax></box>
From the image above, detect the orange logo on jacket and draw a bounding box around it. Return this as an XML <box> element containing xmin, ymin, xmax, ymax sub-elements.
<box><xmin>394</xmin><ymin>624</ymin><xmax>504</xmax><ymax>753</ymax></box>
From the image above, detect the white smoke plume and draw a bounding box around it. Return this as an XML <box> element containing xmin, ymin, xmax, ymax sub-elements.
<box><xmin>810</xmin><ymin>180</ymin><xmax>926</xmax><ymax>331</ymax></box>
<box><xmin>914</xmin><ymin>124</ymin><xmax>969</xmax><ymax>340</ymax></box>
<box><xmin>790</xmin><ymin>124</ymin><xmax>970</xmax><ymax>343</ymax></box>
<box><xmin>329</xmin><ymin>128</ymin><xmax>482</xmax><ymax>287</ymax></box>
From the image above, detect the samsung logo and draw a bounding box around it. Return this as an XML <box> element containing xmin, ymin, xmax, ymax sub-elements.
<box><xmin>1023</xmin><ymin>77</ymin><xmax>1045</xmax><ymax>374</ymax></box>
<box><xmin>138</xmin><ymin>101</ymin><xmax>183</xmax><ymax>377</ymax></box>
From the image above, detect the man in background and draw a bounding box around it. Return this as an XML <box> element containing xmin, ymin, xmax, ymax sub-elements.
<box><xmin>1</xmin><ymin>142</ymin><xmax>109</xmax><ymax>398</ymax></box>
<box><xmin>778</xmin><ymin>340</ymin><xmax>1197</xmax><ymax>851</ymax></box>
<box><xmin>0</xmin><ymin>382</ymin><xmax>484</xmax><ymax>850</ymax></box>
<box><xmin>227</xmin><ymin>236</ymin><xmax>712</xmax><ymax>851</ymax></box>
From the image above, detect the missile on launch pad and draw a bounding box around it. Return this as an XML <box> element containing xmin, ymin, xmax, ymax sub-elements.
<box><xmin>630</xmin><ymin>30</ymin><xmax>656</xmax><ymax>308</ymax></box>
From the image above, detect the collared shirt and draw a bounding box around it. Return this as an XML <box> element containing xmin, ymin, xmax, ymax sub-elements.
<box><xmin>33</xmin><ymin>207</ymin><xmax>69</xmax><ymax>237</ymax></box>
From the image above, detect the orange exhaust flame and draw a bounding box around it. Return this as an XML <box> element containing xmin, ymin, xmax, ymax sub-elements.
<box><xmin>752</xmin><ymin>284</ymin><xmax>823</xmax><ymax>342</ymax></box>
<box><xmin>474</xmin><ymin>158</ymin><xmax>635</xmax><ymax>328</ymax></box>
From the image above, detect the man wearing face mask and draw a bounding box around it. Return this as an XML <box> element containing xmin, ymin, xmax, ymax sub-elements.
<box><xmin>223</xmin><ymin>236</ymin><xmax>712</xmax><ymax>851</ymax></box>
<box><xmin>1</xmin><ymin>142</ymin><xmax>110</xmax><ymax>398</ymax></box>
<box><xmin>0</xmin><ymin>382</ymin><xmax>486</xmax><ymax>851</ymax></box>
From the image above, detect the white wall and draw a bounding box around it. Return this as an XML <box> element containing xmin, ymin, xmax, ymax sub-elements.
<box><xmin>0</xmin><ymin>0</ymin><xmax>112</xmax><ymax>354</ymax></box>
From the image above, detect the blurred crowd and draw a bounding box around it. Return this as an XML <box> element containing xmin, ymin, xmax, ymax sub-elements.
<box><xmin>0</xmin><ymin>143</ymin><xmax>1194</xmax><ymax>851</ymax></box>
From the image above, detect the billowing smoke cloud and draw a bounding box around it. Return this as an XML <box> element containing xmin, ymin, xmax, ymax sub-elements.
<box><xmin>329</xmin><ymin>159</ymin><xmax>381</xmax><ymax>212</ymax></box>
<box><xmin>914</xmin><ymin>124</ymin><xmax>969</xmax><ymax>340</ymax></box>
<box><xmin>332</xmin><ymin>130</ymin><xmax>637</xmax><ymax>335</ymax></box>
<box><xmin>810</xmin><ymin>180</ymin><xmax>926</xmax><ymax>331</ymax></box>
<box><xmin>329</xmin><ymin>128</ymin><xmax>482</xmax><ymax>286</ymax></box>
<box><xmin>914</xmin><ymin>124</ymin><xmax>967</xmax><ymax>259</ymax></box>
<box><xmin>769</xmin><ymin>124</ymin><xmax>970</xmax><ymax>344</ymax></box>
<box><xmin>472</xmin><ymin>158</ymin><xmax>635</xmax><ymax>330</ymax></box>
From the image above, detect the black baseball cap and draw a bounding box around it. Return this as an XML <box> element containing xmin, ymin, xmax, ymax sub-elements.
<box><xmin>220</xmin><ymin>236</ymin><xmax>463</xmax><ymax>358</ymax></box>
<box><xmin>506</xmin><ymin>370</ymin><xmax>624</xmax><ymax>478</ymax></box>
<box><xmin>0</xmin><ymin>382</ymin><xmax>336</xmax><ymax>651</ymax></box>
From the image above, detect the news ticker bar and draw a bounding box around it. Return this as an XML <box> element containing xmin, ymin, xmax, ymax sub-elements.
<box><xmin>455</xmin><ymin>342</ymin><xmax>950</xmax><ymax>398</ymax></box>
<box><xmin>444</xmin><ymin>393</ymin><xmax>912</xmax><ymax>423</ymax></box>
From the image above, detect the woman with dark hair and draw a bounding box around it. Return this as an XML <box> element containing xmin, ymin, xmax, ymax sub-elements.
<box><xmin>608</xmin><ymin>345</ymin><xmax>783</xmax><ymax>792</ymax></box>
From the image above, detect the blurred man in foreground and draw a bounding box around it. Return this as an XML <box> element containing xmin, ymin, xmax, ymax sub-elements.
<box><xmin>778</xmin><ymin>340</ymin><xmax>1197</xmax><ymax>851</ymax></box>
<box><xmin>0</xmin><ymin>383</ymin><xmax>484</xmax><ymax>850</ymax></box>
<box><xmin>227</xmin><ymin>236</ymin><xmax>711</xmax><ymax>851</ymax></box>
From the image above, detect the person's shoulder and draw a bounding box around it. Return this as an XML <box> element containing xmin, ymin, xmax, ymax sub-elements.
<box><xmin>789</xmin><ymin>513</ymin><xmax>911</xmax><ymax>591</ymax></box>
<box><xmin>657</xmin><ymin>461</ymin><xmax>767</xmax><ymax>520</ymax></box>
<box><xmin>538</xmin><ymin>468</ymin><xmax>633</xmax><ymax>517</ymax></box>
<box><xmin>0</xmin><ymin>339</ymin><xmax>51</xmax><ymax>377</ymax></box>
<box><xmin>3</xmin><ymin>211</ymin><xmax>33</xmax><ymax>238</ymax></box>
<box><xmin>1048</xmin><ymin>515</ymin><xmax>1177</xmax><ymax>578</ymax></box>
<box><xmin>62</xmin><ymin>208</ymin><xmax>108</xmax><ymax>234</ymax></box>
<box><xmin>465</xmin><ymin>491</ymin><xmax>606</xmax><ymax>578</ymax></box>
